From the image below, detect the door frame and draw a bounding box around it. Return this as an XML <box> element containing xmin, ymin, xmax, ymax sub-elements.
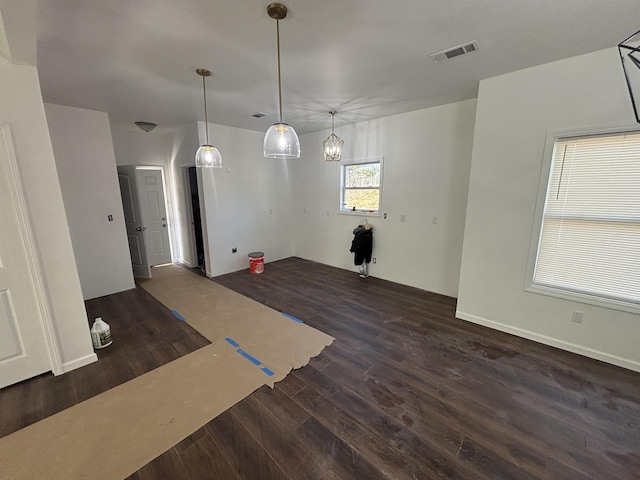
<box><xmin>135</xmin><ymin>166</ymin><xmax>174</xmax><ymax>265</ymax></box>
<box><xmin>181</xmin><ymin>165</ymin><xmax>212</xmax><ymax>276</ymax></box>
<box><xmin>1</xmin><ymin>125</ymin><xmax>62</xmax><ymax>375</ymax></box>
<box><xmin>182</xmin><ymin>166</ymin><xmax>198</xmax><ymax>267</ymax></box>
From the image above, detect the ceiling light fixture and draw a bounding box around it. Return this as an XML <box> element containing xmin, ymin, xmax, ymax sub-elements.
<box><xmin>195</xmin><ymin>68</ymin><xmax>223</xmax><ymax>168</ymax></box>
<box><xmin>323</xmin><ymin>111</ymin><xmax>344</xmax><ymax>162</ymax></box>
<box><xmin>135</xmin><ymin>121</ymin><xmax>157</xmax><ymax>133</ymax></box>
<box><xmin>263</xmin><ymin>3</ymin><xmax>300</xmax><ymax>159</ymax></box>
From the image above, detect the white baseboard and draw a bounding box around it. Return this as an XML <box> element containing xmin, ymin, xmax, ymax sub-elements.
<box><xmin>455</xmin><ymin>310</ymin><xmax>640</xmax><ymax>373</ymax></box>
<box><xmin>57</xmin><ymin>353</ymin><xmax>98</xmax><ymax>375</ymax></box>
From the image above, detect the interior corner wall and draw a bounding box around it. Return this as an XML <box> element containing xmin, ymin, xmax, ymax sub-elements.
<box><xmin>197</xmin><ymin>122</ymin><xmax>295</xmax><ymax>277</ymax></box>
<box><xmin>0</xmin><ymin>60</ymin><xmax>95</xmax><ymax>371</ymax></box>
<box><xmin>291</xmin><ymin>99</ymin><xmax>477</xmax><ymax>297</ymax></box>
<box><xmin>46</xmin><ymin>104</ymin><xmax>134</xmax><ymax>300</ymax></box>
<box><xmin>457</xmin><ymin>47</ymin><xmax>640</xmax><ymax>372</ymax></box>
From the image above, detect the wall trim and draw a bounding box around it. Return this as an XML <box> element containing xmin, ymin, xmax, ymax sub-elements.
<box><xmin>59</xmin><ymin>353</ymin><xmax>98</xmax><ymax>374</ymax></box>
<box><xmin>0</xmin><ymin>124</ymin><xmax>65</xmax><ymax>375</ymax></box>
<box><xmin>455</xmin><ymin>310</ymin><xmax>640</xmax><ymax>373</ymax></box>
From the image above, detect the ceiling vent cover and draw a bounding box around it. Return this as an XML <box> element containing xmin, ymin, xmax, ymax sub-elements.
<box><xmin>430</xmin><ymin>40</ymin><xmax>479</xmax><ymax>63</ymax></box>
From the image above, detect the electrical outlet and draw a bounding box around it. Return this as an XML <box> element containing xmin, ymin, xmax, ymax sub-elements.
<box><xmin>372</xmin><ymin>258</ymin><xmax>377</xmax><ymax>264</ymax></box>
<box><xmin>232</xmin><ymin>248</ymin><xmax>237</xmax><ymax>253</ymax></box>
<box><xmin>571</xmin><ymin>310</ymin><xmax>583</xmax><ymax>324</ymax></box>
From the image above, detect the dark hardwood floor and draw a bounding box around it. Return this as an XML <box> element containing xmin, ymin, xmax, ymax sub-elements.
<box><xmin>128</xmin><ymin>257</ymin><xmax>640</xmax><ymax>480</ymax></box>
<box><xmin>0</xmin><ymin>286</ymin><xmax>210</xmax><ymax>438</ymax></box>
<box><xmin>3</xmin><ymin>258</ymin><xmax>639</xmax><ymax>479</ymax></box>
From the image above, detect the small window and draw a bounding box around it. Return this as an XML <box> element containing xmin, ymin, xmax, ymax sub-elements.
<box><xmin>340</xmin><ymin>158</ymin><xmax>382</xmax><ymax>214</ymax></box>
<box><xmin>531</xmin><ymin>130</ymin><xmax>640</xmax><ymax>308</ymax></box>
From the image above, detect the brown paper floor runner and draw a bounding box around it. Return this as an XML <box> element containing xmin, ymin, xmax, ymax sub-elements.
<box><xmin>0</xmin><ymin>265</ymin><xmax>333</xmax><ymax>480</ymax></box>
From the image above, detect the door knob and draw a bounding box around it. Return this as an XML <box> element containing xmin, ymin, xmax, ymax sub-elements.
<box><xmin>162</xmin><ymin>224</ymin><xmax>166</xmax><ymax>227</ymax></box>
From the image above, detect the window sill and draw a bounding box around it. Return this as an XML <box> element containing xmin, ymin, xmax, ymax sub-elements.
<box><xmin>338</xmin><ymin>210</ymin><xmax>381</xmax><ymax>217</ymax></box>
<box><xmin>525</xmin><ymin>283</ymin><xmax>640</xmax><ymax>315</ymax></box>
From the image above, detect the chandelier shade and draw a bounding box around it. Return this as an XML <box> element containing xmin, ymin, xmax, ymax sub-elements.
<box><xmin>323</xmin><ymin>111</ymin><xmax>344</xmax><ymax>162</ymax></box>
<box><xmin>263</xmin><ymin>3</ymin><xmax>300</xmax><ymax>159</ymax></box>
<box><xmin>195</xmin><ymin>68</ymin><xmax>222</xmax><ymax>168</ymax></box>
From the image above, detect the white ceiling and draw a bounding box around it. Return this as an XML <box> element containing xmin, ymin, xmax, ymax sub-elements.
<box><xmin>5</xmin><ymin>0</ymin><xmax>640</xmax><ymax>135</ymax></box>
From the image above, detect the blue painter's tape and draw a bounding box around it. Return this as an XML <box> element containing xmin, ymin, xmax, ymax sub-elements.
<box><xmin>237</xmin><ymin>349</ymin><xmax>262</xmax><ymax>366</ymax></box>
<box><xmin>261</xmin><ymin>366</ymin><xmax>275</xmax><ymax>376</ymax></box>
<box><xmin>172</xmin><ymin>310</ymin><xmax>185</xmax><ymax>321</ymax></box>
<box><xmin>282</xmin><ymin>312</ymin><xmax>303</xmax><ymax>323</ymax></box>
<box><xmin>225</xmin><ymin>337</ymin><xmax>239</xmax><ymax>348</ymax></box>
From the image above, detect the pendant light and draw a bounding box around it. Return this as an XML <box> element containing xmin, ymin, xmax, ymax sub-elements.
<box><xmin>323</xmin><ymin>111</ymin><xmax>344</xmax><ymax>162</ymax></box>
<box><xmin>263</xmin><ymin>3</ymin><xmax>300</xmax><ymax>159</ymax></box>
<box><xmin>195</xmin><ymin>68</ymin><xmax>223</xmax><ymax>168</ymax></box>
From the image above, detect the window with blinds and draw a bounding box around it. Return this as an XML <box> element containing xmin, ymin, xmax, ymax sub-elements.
<box><xmin>533</xmin><ymin>131</ymin><xmax>640</xmax><ymax>305</ymax></box>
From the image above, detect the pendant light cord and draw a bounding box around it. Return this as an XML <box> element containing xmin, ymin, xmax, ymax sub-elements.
<box><xmin>276</xmin><ymin>18</ymin><xmax>283</xmax><ymax>123</ymax></box>
<box><xmin>202</xmin><ymin>74</ymin><xmax>209</xmax><ymax>144</ymax></box>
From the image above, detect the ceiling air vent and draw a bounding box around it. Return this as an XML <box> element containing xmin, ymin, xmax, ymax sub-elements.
<box><xmin>251</xmin><ymin>112</ymin><xmax>268</xmax><ymax>118</ymax></box>
<box><xmin>430</xmin><ymin>40</ymin><xmax>479</xmax><ymax>63</ymax></box>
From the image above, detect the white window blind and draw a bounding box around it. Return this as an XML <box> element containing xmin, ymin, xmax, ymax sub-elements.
<box><xmin>534</xmin><ymin>132</ymin><xmax>640</xmax><ymax>304</ymax></box>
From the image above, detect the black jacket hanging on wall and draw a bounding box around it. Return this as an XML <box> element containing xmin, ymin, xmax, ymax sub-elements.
<box><xmin>350</xmin><ymin>225</ymin><xmax>373</xmax><ymax>265</ymax></box>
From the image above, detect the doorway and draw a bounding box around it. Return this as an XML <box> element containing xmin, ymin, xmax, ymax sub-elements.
<box><xmin>187</xmin><ymin>167</ymin><xmax>205</xmax><ymax>273</ymax></box>
<box><xmin>118</xmin><ymin>165</ymin><xmax>172</xmax><ymax>278</ymax></box>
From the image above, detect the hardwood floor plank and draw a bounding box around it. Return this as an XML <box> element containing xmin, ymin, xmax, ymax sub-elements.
<box><xmin>295</xmin><ymin>416</ymin><xmax>393</xmax><ymax>480</ymax></box>
<box><xmin>134</xmin><ymin>447</ymin><xmax>192</xmax><ymax>480</ymax></box>
<box><xmin>252</xmin><ymin>384</ymin><xmax>311</xmax><ymax>432</ymax></box>
<box><xmin>204</xmin><ymin>410</ymin><xmax>292</xmax><ymax>480</ymax></box>
<box><xmin>229</xmin><ymin>394</ymin><xmax>340</xmax><ymax>480</ymax></box>
<box><xmin>174</xmin><ymin>430</ymin><xmax>240</xmax><ymax>480</ymax></box>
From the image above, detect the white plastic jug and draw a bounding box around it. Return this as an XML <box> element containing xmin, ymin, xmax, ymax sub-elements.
<box><xmin>90</xmin><ymin>317</ymin><xmax>112</xmax><ymax>349</ymax></box>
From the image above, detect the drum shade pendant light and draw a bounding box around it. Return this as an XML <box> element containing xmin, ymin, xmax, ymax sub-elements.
<box><xmin>263</xmin><ymin>3</ymin><xmax>300</xmax><ymax>159</ymax></box>
<box><xmin>323</xmin><ymin>111</ymin><xmax>344</xmax><ymax>162</ymax></box>
<box><xmin>195</xmin><ymin>68</ymin><xmax>223</xmax><ymax>168</ymax></box>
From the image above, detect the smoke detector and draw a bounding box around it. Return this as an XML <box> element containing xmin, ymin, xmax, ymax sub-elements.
<box><xmin>430</xmin><ymin>41</ymin><xmax>479</xmax><ymax>63</ymax></box>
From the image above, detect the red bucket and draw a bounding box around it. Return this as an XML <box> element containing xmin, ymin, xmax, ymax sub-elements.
<box><xmin>248</xmin><ymin>252</ymin><xmax>264</xmax><ymax>274</ymax></box>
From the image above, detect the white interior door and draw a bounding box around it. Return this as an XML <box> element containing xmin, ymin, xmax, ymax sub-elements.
<box><xmin>0</xmin><ymin>127</ymin><xmax>51</xmax><ymax>388</ymax></box>
<box><xmin>136</xmin><ymin>169</ymin><xmax>172</xmax><ymax>266</ymax></box>
<box><xmin>118</xmin><ymin>167</ymin><xmax>151</xmax><ymax>278</ymax></box>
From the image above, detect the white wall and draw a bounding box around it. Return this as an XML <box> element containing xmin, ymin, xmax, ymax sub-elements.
<box><xmin>46</xmin><ymin>104</ymin><xmax>135</xmax><ymax>300</ymax></box>
<box><xmin>291</xmin><ymin>100</ymin><xmax>476</xmax><ymax>297</ymax></box>
<box><xmin>0</xmin><ymin>59</ymin><xmax>96</xmax><ymax>372</ymax></box>
<box><xmin>457</xmin><ymin>47</ymin><xmax>640</xmax><ymax>372</ymax></box>
<box><xmin>197</xmin><ymin>122</ymin><xmax>295</xmax><ymax>276</ymax></box>
<box><xmin>112</xmin><ymin>122</ymin><xmax>295</xmax><ymax>277</ymax></box>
